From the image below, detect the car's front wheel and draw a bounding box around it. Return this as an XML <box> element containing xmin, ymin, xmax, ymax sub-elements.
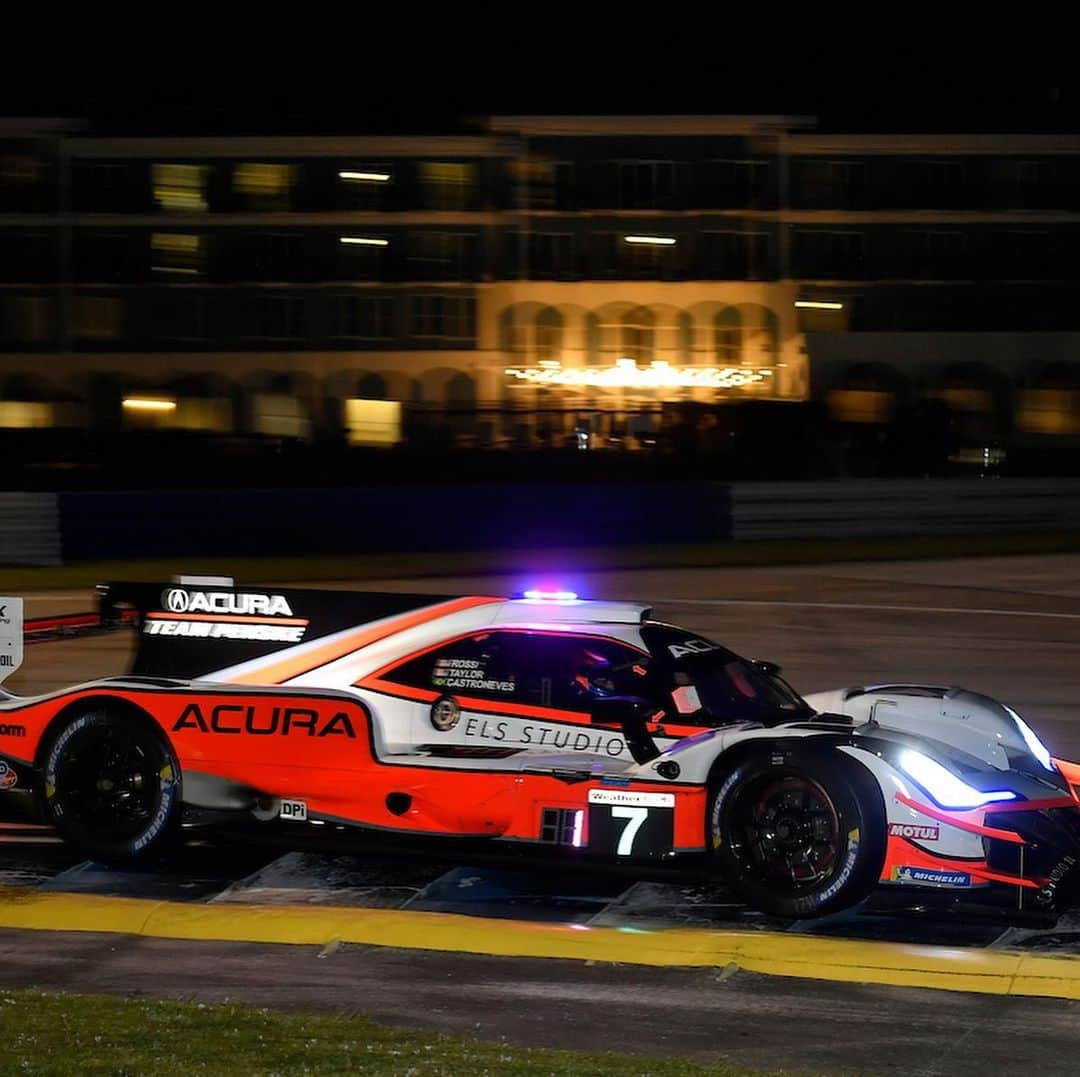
<box><xmin>709</xmin><ymin>746</ymin><xmax>886</xmax><ymax>919</ymax></box>
<box><xmin>40</xmin><ymin>708</ymin><xmax>181</xmax><ymax>864</ymax></box>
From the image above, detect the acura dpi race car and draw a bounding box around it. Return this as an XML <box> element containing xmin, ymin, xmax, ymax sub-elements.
<box><xmin>2</xmin><ymin>581</ymin><xmax>1079</xmax><ymax>919</ymax></box>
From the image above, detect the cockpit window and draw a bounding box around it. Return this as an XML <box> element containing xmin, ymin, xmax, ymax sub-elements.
<box><xmin>641</xmin><ymin>623</ymin><xmax>811</xmax><ymax>727</ymax></box>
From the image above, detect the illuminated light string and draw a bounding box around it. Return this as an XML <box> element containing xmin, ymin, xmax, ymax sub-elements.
<box><xmin>122</xmin><ymin>398</ymin><xmax>177</xmax><ymax>412</ymax></box>
<box><xmin>339</xmin><ymin>236</ymin><xmax>389</xmax><ymax>247</ymax></box>
<box><xmin>338</xmin><ymin>171</ymin><xmax>391</xmax><ymax>182</ymax></box>
<box><xmin>505</xmin><ymin>358</ymin><xmax>775</xmax><ymax>390</ymax></box>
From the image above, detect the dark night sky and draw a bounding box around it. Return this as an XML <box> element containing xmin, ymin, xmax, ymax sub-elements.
<box><xmin>4</xmin><ymin>18</ymin><xmax>1077</xmax><ymax>138</ymax></box>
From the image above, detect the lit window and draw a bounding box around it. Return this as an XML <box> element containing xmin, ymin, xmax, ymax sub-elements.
<box><xmin>0</xmin><ymin>402</ymin><xmax>54</xmax><ymax>428</ymax></box>
<box><xmin>151</xmin><ymin>233</ymin><xmax>205</xmax><ymax>277</ymax></box>
<box><xmin>345</xmin><ymin>399</ymin><xmax>401</xmax><ymax>446</ymax></box>
<box><xmin>3</xmin><ymin>296</ymin><xmax>54</xmax><ymax>343</ymax></box>
<box><xmin>152</xmin><ymin>164</ymin><xmax>209</xmax><ymax>212</ymax></box>
<box><xmin>233</xmin><ymin>163</ymin><xmax>297</xmax><ymax>208</ymax></box>
<box><xmin>419</xmin><ymin>161</ymin><xmax>475</xmax><ymax>210</ymax></box>
<box><xmin>74</xmin><ymin>296</ymin><xmax>124</xmax><ymax>341</ymax></box>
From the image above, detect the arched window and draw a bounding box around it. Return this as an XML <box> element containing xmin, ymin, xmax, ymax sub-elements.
<box><xmin>447</xmin><ymin>372</ymin><xmax>476</xmax><ymax>407</ymax></box>
<box><xmin>714</xmin><ymin>307</ymin><xmax>742</xmax><ymax>363</ymax></box>
<box><xmin>621</xmin><ymin>306</ymin><xmax>655</xmax><ymax>363</ymax></box>
<box><xmin>356</xmin><ymin>373</ymin><xmax>388</xmax><ymax>400</ymax></box>
<box><xmin>535</xmin><ymin>306</ymin><xmax>563</xmax><ymax>362</ymax></box>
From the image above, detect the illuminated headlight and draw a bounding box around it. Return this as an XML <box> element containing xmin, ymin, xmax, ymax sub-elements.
<box><xmin>1006</xmin><ymin>707</ymin><xmax>1054</xmax><ymax>772</ymax></box>
<box><xmin>899</xmin><ymin>750</ymin><xmax>1016</xmax><ymax>810</ymax></box>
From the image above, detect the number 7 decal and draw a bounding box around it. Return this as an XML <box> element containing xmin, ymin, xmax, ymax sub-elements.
<box><xmin>611</xmin><ymin>806</ymin><xmax>649</xmax><ymax>855</ymax></box>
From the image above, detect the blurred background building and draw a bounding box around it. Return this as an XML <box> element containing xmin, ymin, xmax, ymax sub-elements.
<box><xmin>2</xmin><ymin>114</ymin><xmax>1080</xmax><ymax>479</ymax></box>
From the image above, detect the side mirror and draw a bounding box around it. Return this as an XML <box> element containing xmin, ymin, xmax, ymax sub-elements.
<box><xmin>752</xmin><ymin>659</ymin><xmax>782</xmax><ymax>677</ymax></box>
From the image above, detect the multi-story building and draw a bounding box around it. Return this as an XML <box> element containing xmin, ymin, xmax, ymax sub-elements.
<box><xmin>2</xmin><ymin>115</ymin><xmax>1079</xmax><ymax>450</ymax></box>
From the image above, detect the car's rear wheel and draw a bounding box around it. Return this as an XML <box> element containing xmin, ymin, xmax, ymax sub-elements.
<box><xmin>40</xmin><ymin>709</ymin><xmax>181</xmax><ymax>864</ymax></box>
<box><xmin>709</xmin><ymin>747</ymin><xmax>886</xmax><ymax>919</ymax></box>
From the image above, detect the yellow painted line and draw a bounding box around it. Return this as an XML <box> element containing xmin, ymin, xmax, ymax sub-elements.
<box><xmin>2</xmin><ymin>889</ymin><xmax>1080</xmax><ymax>1000</ymax></box>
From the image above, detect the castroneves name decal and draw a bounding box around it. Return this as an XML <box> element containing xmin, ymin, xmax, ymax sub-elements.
<box><xmin>146</xmin><ymin>620</ymin><xmax>307</xmax><ymax>643</ymax></box>
<box><xmin>173</xmin><ymin>703</ymin><xmax>355</xmax><ymax>738</ymax></box>
<box><xmin>162</xmin><ymin>589</ymin><xmax>294</xmax><ymax>617</ymax></box>
<box><xmin>888</xmin><ymin>823</ymin><xmax>940</xmax><ymax>841</ymax></box>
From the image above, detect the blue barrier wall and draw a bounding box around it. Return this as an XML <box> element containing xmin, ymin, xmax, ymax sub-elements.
<box><xmin>56</xmin><ymin>484</ymin><xmax>734</xmax><ymax>561</ymax></box>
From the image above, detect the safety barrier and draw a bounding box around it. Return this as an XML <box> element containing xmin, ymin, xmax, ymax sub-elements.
<box><xmin>730</xmin><ymin>478</ymin><xmax>1080</xmax><ymax>540</ymax></box>
<box><xmin>0</xmin><ymin>493</ymin><xmax>62</xmax><ymax>566</ymax></box>
<box><xmin>4</xmin><ymin>479</ymin><xmax>1080</xmax><ymax>565</ymax></box>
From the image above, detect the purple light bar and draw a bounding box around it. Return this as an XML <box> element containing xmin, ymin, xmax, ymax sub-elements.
<box><xmin>523</xmin><ymin>589</ymin><xmax>579</xmax><ymax>602</ymax></box>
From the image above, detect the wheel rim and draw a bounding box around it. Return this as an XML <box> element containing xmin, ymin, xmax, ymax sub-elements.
<box><xmin>57</xmin><ymin>725</ymin><xmax>162</xmax><ymax>838</ymax></box>
<box><xmin>726</xmin><ymin>774</ymin><xmax>841</xmax><ymax>893</ymax></box>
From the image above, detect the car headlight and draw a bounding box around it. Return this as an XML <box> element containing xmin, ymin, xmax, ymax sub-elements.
<box><xmin>1005</xmin><ymin>707</ymin><xmax>1054</xmax><ymax>772</ymax></box>
<box><xmin>899</xmin><ymin>749</ymin><xmax>1017</xmax><ymax>810</ymax></box>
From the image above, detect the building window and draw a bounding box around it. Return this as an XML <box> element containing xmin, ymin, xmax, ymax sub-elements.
<box><xmin>620</xmin><ymin>307</ymin><xmax>655</xmax><ymax>363</ymax></box>
<box><xmin>705</xmin><ymin>159</ymin><xmax>770</xmax><ymax>207</ymax></box>
<box><xmin>233</xmin><ymin>162</ymin><xmax>297</xmax><ymax>209</ymax></box>
<box><xmin>248</xmin><ymin>232</ymin><xmax>306</xmax><ymax>282</ymax></box>
<box><xmin>407</xmin><ymin>232</ymin><xmax>478</xmax><ymax>280</ymax></box>
<box><xmin>419</xmin><ymin>161</ymin><xmax>475</xmax><ymax>210</ymax></box>
<box><xmin>328</xmin><ymin>295</ymin><xmax>395</xmax><ymax>340</ymax></box>
<box><xmin>702</xmin><ymin>230</ymin><xmax>771</xmax><ymax>280</ymax></box>
<box><xmin>245</xmin><ymin>294</ymin><xmax>307</xmax><ymax>342</ymax></box>
<box><xmin>528</xmin><ymin>233</ymin><xmax>575</xmax><ymax>279</ymax></box>
<box><xmin>793</xmin><ymin>229</ymin><xmax>866</xmax><ymax>279</ymax></box>
<box><xmin>152</xmin><ymin>163</ymin><xmax>209</xmax><ymax>212</ymax></box>
<box><xmin>338</xmin><ymin>164</ymin><xmax>392</xmax><ymax>209</ymax></box>
<box><xmin>2</xmin><ymin>295</ymin><xmax>54</xmax><ymax>345</ymax></box>
<box><xmin>535</xmin><ymin>306</ymin><xmax>563</xmax><ymax>362</ymax></box>
<box><xmin>149</xmin><ymin>292</ymin><xmax>208</xmax><ymax>343</ymax></box>
<box><xmin>74</xmin><ymin>295</ymin><xmax>125</xmax><ymax>341</ymax></box>
<box><xmin>714</xmin><ymin>308</ymin><xmax>742</xmax><ymax>362</ymax></box>
<box><xmin>616</xmin><ymin>160</ymin><xmax>676</xmax><ymax>209</ymax></box>
<box><xmin>151</xmin><ymin>233</ymin><xmax>206</xmax><ymax>278</ymax></box>
<box><xmin>411</xmin><ymin>293</ymin><xmax>475</xmax><ymax>341</ymax></box>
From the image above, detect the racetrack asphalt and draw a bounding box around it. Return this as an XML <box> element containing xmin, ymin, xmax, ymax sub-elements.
<box><xmin>7</xmin><ymin>553</ymin><xmax>1080</xmax><ymax>1073</ymax></box>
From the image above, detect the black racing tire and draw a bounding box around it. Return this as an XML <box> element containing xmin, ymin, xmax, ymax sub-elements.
<box><xmin>40</xmin><ymin>708</ymin><xmax>182</xmax><ymax>865</ymax></box>
<box><xmin>708</xmin><ymin>746</ymin><xmax>886</xmax><ymax>919</ymax></box>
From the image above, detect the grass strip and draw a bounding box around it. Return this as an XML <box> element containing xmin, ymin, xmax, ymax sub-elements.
<box><xmin>0</xmin><ymin>988</ymin><xmax>776</xmax><ymax>1076</ymax></box>
<box><xmin>4</xmin><ymin>530</ymin><xmax>1080</xmax><ymax>592</ymax></box>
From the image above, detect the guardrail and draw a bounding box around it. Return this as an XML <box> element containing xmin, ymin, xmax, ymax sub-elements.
<box><xmin>3</xmin><ymin>479</ymin><xmax>1080</xmax><ymax>566</ymax></box>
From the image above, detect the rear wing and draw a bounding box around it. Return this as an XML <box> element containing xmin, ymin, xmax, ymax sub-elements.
<box><xmin>23</xmin><ymin>581</ymin><xmax>473</xmax><ymax>681</ymax></box>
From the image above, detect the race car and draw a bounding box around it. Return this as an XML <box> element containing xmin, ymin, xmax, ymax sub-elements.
<box><xmin>2</xmin><ymin>579</ymin><xmax>1079</xmax><ymax>920</ymax></box>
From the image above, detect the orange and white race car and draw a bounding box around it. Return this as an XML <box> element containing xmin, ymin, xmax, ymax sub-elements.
<box><xmin>2</xmin><ymin>580</ymin><xmax>1079</xmax><ymax>919</ymax></box>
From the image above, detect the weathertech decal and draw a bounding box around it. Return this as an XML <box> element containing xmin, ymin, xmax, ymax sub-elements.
<box><xmin>888</xmin><ymin>823</ymin><xmax>940</xmax><ymax>841</ymax></box>
<box><xmin>172</xmin><ymin>703</ymin><xmax>356</xmax><ymax>738</ymax></box>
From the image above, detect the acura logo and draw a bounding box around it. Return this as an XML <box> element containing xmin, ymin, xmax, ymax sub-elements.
<box><xmin>165</xmin><ymin>589</ymin><xmax>190</xmax><ymax>613</ymax></box>
<box><xmin>158</xmin><ymin>588</ymin><xmax>294</xmax><ymax>618</ymax></box>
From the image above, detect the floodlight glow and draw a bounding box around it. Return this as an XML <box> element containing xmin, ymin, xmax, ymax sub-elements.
<box><xmin>523</xmin><ymin>589</ymin><xmax>579</xmax><ymax>602</ymax></box>
<box><xmin>898</xmin><ymin>750</ymin><xmax>1016</xmax><ymax>810</ymax></box>
<box><xmin>794</xmin><ymin>300</ymin><xmax>844</xmax><ymax>310</ymax></box>
<box><xmin>339</xmin><ymin>170</ymin><xmax>391</xmax><ymax>182</ymax></box>
<box><xmin>122</xmin><ymin>397</ymin><xmax>177</xmax><ymax>412</ymax></box>
<box><xmin>624</xmin><ymin>235</ymin><xmax>676</xmax><ymax>246</ymax></box>
<box><xmin>339</xmin><ymin>236</ymin><xmax>389</xmax><ymax>246</ymax></box>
